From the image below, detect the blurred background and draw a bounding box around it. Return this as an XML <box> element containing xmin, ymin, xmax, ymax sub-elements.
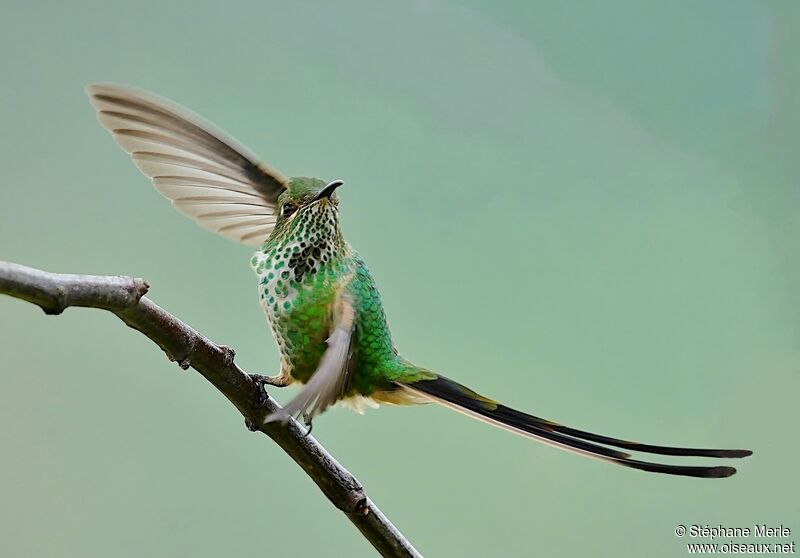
<box><xmin>1</xmin><ymin>1</ymin><xmax>798</xmax><ymax>556</ymax></box>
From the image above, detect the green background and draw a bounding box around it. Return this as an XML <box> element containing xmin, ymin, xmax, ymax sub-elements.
<box><xmin>1</xmin><ymin>1</ymin><xmax>798</xmax><ymax>556</ymax></box>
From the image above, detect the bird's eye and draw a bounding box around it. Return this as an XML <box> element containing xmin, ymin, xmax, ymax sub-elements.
<box><xmin>281</xmin><ymin>203</ymin><xmax>297</xmax><ymax>218</ymax></box>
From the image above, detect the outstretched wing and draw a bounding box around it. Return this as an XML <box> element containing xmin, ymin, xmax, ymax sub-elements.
<box><xmin>86</xmin><ymin>83</ymin><xmax>287</xmax><ymax>246</ymax></box>
<box><xmin>267</xmin><ymin>286</ymin><xmax>357</xmax><ymax>423</ymax></box>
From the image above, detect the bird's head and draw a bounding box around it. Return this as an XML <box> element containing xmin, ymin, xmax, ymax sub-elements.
<box><xmin>266</xmin><ymin>177</ymin><xmax>344</xmax><ymax>248</ymax></box>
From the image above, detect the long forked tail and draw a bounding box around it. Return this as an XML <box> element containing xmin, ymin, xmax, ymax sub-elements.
<box><xmin>398</xmin><ymin>375</ymin><xmax>751</xmax><ymax>478</ymax></box>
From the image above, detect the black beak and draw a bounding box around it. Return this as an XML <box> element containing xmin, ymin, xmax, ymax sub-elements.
<box><xmin>313</xmin><ymin>180</ymin><xmax>344</xmax><ymax>202</ymax></box>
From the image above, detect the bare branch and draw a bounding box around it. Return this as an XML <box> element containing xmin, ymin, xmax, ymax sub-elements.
<box><xmin>0</xmin><ymin>260</ymin><xmax>422</xmax><ymax>558</ymax></box>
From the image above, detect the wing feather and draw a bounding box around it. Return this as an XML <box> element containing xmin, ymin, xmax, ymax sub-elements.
<box><xmin>266</xmin><ymin>285</ymin><xmax>357</xmax><ymax>423</ymax></box>
<box><xmin>87</xmin><ymin>83</ymin><xmax>287</xmax><ymax>245</ymax></box>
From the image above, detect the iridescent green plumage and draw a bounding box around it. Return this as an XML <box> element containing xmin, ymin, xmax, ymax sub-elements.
<box><xmin>88</xmin><ymin>83</ymin><xmax>752</xmax><ymax>478</ymax></box>
<box><xmin>252</xmin><ymin>177</ymin><xmax>430</xmax><ymax>410</ymax></box>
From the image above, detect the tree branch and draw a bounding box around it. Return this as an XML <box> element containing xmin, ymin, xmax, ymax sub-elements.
<box><xmin>0</xmin><ymin>260</ymin><xmax>422</xmax><ymax>558</ymax></box>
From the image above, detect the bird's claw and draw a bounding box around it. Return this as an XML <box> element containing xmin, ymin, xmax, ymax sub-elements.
<box><xmin>302</xmin><ymin>412</ymin><xmax>314</xmax><ymax>438</ymax></box>
<box><xmin>249</xmin><ymin>374</ymin><xmax>273</xmax><ymax>409</ymax></box>
<box><xmin>250</xmin><ymin>371</ymin><xmax>294</xmax><ymax>410</ymax></box>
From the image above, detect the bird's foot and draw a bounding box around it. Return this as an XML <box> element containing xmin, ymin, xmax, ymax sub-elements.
<box><xmin>250</xmin><ymin>373</ymin><xmax>291</xmax><ymax>388</ymax></box>
<box><xmin>249</xmin><ymin>373</ymin><xmax>290</xmax><ymax>409</ymax></box>
<box><xmin>302</xmin><ymin>412</ymin><xmax>314</xmax><ymax>438</ymax></box>
<box><xmin>245</xmin><ymin>373</ymin><xmax>293</xmax><ymax>432</ymax></box>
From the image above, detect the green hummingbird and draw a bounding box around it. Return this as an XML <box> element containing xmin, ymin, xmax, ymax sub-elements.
<box><xmin>86</xmin><ymin>84</ymin><xmax>751</xmax><ymax>478</ymax></box>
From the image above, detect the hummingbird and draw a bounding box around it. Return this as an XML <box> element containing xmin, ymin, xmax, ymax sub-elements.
<box><xmin>86</xmin><ymin>84</ymin><xmax>751</xmax><ymax>478</ymax></box>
